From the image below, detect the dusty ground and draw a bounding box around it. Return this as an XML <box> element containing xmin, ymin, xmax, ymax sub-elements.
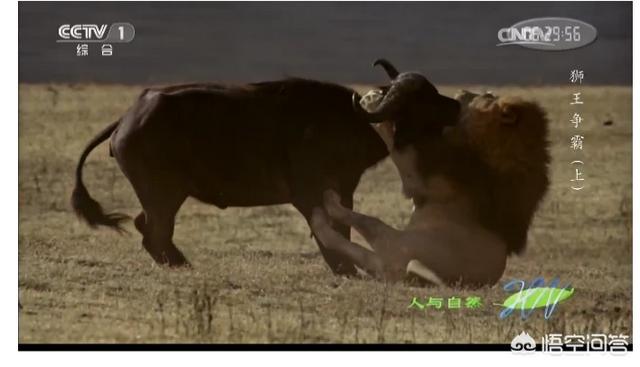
<box><xmin>18</xmin><ymin>84</ymin><xmax>632</xmax><ymax>344</ymax></box>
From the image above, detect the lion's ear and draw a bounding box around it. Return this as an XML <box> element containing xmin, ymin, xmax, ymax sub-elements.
<box><xmin>499</xmin><ymin>103</ymin><xmax>518</xmax><ymax>125</ymax></box>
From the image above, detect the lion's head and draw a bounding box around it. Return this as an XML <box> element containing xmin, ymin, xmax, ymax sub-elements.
<box><xmin>453</xmin><ymin>90</ymin><xmax>551</xmax><ymax>255</ymax></box>
<box><xmin>454</xmin><ymin>90</ymin><xmax>550</xmax><ymax>174</ymax></box>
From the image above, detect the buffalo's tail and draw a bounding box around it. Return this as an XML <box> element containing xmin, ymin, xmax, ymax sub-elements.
<box><xmin>71</xmin><ymin>120</ymin><xmax>130</xmax><ymax>232</ymax></box>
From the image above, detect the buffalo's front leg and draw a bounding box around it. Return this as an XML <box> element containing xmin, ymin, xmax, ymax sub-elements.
<box><xmin>287</xmin><ymin>139</ymin><xmax>360</xmax><ymax>276</ymax></box>
<box><xmin>289</xmin><ymin>170</ymin><xmax>358</xmax><ymax>276</ymax></box>
<box><xmin>293</xmin><ymin>195</ymin><xmax>358</xmax><ymax>276</ymax></box>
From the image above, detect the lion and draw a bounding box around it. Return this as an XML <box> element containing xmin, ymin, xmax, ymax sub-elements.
<box><xmin>310</xmin><ymin>90</ymin><xmax>550</xmax><ymax>287</ymax></box>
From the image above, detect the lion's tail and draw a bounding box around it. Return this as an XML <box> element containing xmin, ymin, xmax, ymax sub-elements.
<box><xmin>71</xmin><ymin>120</ymin><xmax>130</xmax><ymax>232</ymax></box>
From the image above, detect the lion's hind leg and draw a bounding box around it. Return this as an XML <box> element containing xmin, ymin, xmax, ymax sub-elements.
<box><xmin>322</xmin><ymin>190</ymin><xmax>398</xmax><ymax>255</ymax></box>
<box><xmin>310</xmin><ymin>208</ymin><xmax>384</xmax><ymax>278</ymax></box>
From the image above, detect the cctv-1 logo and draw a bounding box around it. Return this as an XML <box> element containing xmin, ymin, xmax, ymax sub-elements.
<box><xmin>57</xmin><ymin>23</ymin><xmax>135</xmax><ymax>43</ymax></box>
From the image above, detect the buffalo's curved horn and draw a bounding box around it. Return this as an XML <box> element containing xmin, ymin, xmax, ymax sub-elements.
<box><xmin>353</xmin><ymin>59</ymin><xmax>430</xmax><ymax>123</ymax></box>
<box><xmin>373</xmin><ymin>59</ymin><xmax>399</xmax><ymax>79</ymax></box>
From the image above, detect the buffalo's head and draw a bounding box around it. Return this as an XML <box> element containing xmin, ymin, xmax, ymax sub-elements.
<box><xmin>354</xmin><ymin>59</ymin><xmax>460</xmax><ymax>149</ymax></box>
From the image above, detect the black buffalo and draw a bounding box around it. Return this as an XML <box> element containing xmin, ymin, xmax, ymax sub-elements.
<box><xmin>72</xmin><ymin>78</ymin><xmax>388</xmax><ymax>274</ymax></box>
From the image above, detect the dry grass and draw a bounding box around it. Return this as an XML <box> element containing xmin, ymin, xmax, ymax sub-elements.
<box><xmin>18</xmin><ymin>84</ymin><xmax>632</xmax><ymax>344</ymax></box>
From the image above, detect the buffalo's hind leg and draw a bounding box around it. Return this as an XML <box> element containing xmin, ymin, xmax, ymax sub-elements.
<box><xmin>130</xmin><ymin>179</ymin><xmax>190</xmax><ymax>267</ymax></box>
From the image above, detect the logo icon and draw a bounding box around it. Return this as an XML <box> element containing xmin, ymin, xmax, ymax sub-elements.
<box><xmin>511</xmin><ymin>331</ymin><xmax>537</xmax><ymax>353</ymax></box>
<box><xmin>499</xmin><ymin>277</ymin><xmax>574</xmax><ymax>320</ymax></box>
<box><xmin>497</xmin><ymin>17</ymin><xmax>597</xmax><ymax>50</ymax></box>
<box><xmin>59</xmin><ymin>24</ymin><xmax>107</xmax><ymax>40</ymax></box>
<box><xmin>57</xmin><ymin>23</ymin><xmax>136</xmax><ymax>43</ymax></box>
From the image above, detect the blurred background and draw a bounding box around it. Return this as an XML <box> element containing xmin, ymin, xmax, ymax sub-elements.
<box><xmin>19</xmin><ymin>1</ymin><xmax>631</xmax><ymax>85</ymax></box>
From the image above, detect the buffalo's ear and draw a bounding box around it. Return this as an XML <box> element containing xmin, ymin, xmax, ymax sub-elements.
<box><xmin>499</xmin><ymin>103</ymin><xmax>518</xmax><ymax>125</ymax></box>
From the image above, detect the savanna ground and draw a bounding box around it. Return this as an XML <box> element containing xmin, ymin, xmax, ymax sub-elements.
<box><xmin>18</xmin><ymin>84</ymin><xmax>632</xmax><ymax>344</ymax></box>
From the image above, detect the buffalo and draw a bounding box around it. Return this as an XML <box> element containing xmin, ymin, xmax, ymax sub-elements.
<box><xmin>71</xmin><ymin>63</ymin><xmax>460</xmax><ymax>275</ymax></box>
